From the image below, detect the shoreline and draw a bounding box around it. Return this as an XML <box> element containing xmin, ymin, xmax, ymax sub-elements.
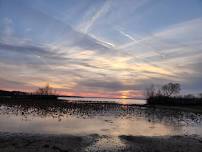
<box><xmin>143</xmin><ymin>104</ymin><xmax>202</xmax><ymax>114</ymax></box>
<box><xmin>0</xmin><ymin>97</ymin><xmax>202</xmax><ymax>114</ymax></box>
<box><xmin>0</xmin><ymin>132</ymin><xmax>201</xmax><ymax>152</ymax></box>
<box><xmin>0</xmin><ymin>99</ymin><xmax>201</xmax><ymax>151</ymax></box>
<box><xmin>0</xmin><ymin>132</ymin><xmax>99</xmax><ymax>152</ymax></box>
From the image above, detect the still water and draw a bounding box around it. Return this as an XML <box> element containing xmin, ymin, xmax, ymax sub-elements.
<box><xmin>59</xmin><ymin>97</ymin><xmax>146</xmax><ymax>105</ymax></box>
<box><xmin>0</xmin><ymin>100</ymin><xmax>201</xmax><ymax>137</ymax></box>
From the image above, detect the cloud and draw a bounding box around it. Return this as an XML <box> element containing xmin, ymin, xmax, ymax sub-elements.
<box><xmin>78</xmin><ymin>79</ymin><xmax>137</xmax><ymax>91</ymax></box>
<box><xmin>0</xmin><ymin>77</ymin><xmax>32</xmax><ymax>91</ymax></box>
<box><xmin>0</xmin><ymin>42</ymin><xmax>51</xmax><ymax>55</ymax></box>
<box><xmin>1</xmin><ymin>18</ymin><xmax>13</xmax><ymax>34</ymax></box>
<box><xmin>78</xmin><ymin>0</ymin><xmax>111</xmax><ymax>33</ymax></box>
<box><xmin>116</xmin><ymin>29</ymin><xmax>137</xmax><ymax>41</ymax></box>
<box><xmin>114</xmin><ymin>18</ymin><xmax>202</xmax><ymax>68</ymax></box>
<box><xmin>0</xmin><ymin>1</ymin><xmax>114</xmax><ymax>55</ymax></box>
<box><xmin>0</xmin><ymin>0</ymin><xmax>202</xmax><ymax>97</ymax></box>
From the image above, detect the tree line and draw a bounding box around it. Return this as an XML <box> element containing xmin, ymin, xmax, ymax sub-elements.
<box><xmin>145</xmin><ymin>83</ymin><xmax>181</xmax><ymax>99</ymax></box>
<box><xmin>145</xmin><ymin>82</ymin><xmax>202</xmax><ymax>105</ymax></box>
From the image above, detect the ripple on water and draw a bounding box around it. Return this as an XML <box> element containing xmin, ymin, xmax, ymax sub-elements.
<box><xmin>0</xmin><ymin>102</ymin><xmax>201</xmax><ymax>137</ymax></box>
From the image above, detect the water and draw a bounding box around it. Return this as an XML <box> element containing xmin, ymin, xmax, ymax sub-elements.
<box><xmin>0</xmin><ymin>102</ymin><xmax>201</xmax><ymax>137</ymax></box>
<box><xmin>59</xmin><ymin>97</ymin><xmax>146</xmax><ymax>105</ymax></box>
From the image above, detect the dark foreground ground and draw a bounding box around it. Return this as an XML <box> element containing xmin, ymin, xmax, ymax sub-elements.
<box><xmin>0</xmin><ymin>99</ymin><xmax>202</xmax><ymax>152</ymax></box>
<box><xmin>0</xmin><ymin>132</ymin><xmax>201</xmax><ymax>152</ymax></box>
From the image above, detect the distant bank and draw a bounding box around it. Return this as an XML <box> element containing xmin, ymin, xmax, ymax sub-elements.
<box><xmin>0</xmin><ymin>89</ymin><xmax>57</xmax><ymax>100</ymax></box>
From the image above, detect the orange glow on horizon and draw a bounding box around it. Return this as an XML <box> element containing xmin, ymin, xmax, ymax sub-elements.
<box><xmin>120</xmin><ymin>91</ymin><xmax>130</xmax><ymax>99</ymax></box>
<box><xmin>41</xmin><ymin>87</ymin><xmax>144</xmax><ymax>98</ymax></box>
<box><xmin>0</xmin><ymin>85</ymin><xmax>144</xmax><ymax>98</ymax></box>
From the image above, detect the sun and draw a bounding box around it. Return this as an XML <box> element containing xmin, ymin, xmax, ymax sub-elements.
<box><xmin>120</xmin><ymin>91</ymin><xmax>130</xmax><ymax>99</ymax></box>
<box><xmin>121</xmin><ymin>95</ymin><xmax>128</xmax><ymax>99</ymax></box>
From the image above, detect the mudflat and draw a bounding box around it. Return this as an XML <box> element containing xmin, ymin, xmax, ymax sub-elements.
<box><xmin>0</xmin><ymin>132</ymin><xmax>201</xmax><ymax>152</ymax></box>
<box><xmin>0</xmin><ymin>100</ymin><xmax>202</xmax><ymax>151</ymax></box>
<box><xmin>0</xmin><ymin>132</ymin><xmax>98</xmax><ymax>152</ymax></box>
<box><xmin>119</xmin><ymin>135</ymin><xmax>202</xmax><ymax>152</ymax></box>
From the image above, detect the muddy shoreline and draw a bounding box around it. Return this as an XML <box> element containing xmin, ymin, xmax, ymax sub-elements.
<box><xmin>0</xmin><ymin>132</ymin><xmax>201</xmax><ymax>152</ymax></box>
<box><xmin>0</xmin><ymin>98</ymin><xmax>201</xmax><ymax>114</ymax></box>
<box><xmin>0</xmin><ymin>132</ymin><xmax>98</xmax><ymax>152</ymax></box>
<box><xmin>0</xmin><ymin>101</ymin><xmax>202</xmax><ymax>151</ymax></box>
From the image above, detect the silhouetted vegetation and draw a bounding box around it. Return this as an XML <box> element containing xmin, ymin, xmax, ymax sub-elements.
<box><xmin>198</xmin><ymin>93</ymin><xmax>202</xmax><ymax>98</ymax></box>
<box><xmin>146</xmin><ymin>83</ymin><xmax>202</xmax><ymax>106</ymax></box>
<box><xmin>145</xmin><ymin>83</ymin><xmax>181</xmax><ymax>98</ymax></box>
<box><xmin>34</xmin><ymin>84</ymin><xmax>56</xmax><ymax>95</ymax></box>
<box><xmin>0</xmin><ymin>84</ymin><xmax>57</xmax><ymax>100</ymax></box>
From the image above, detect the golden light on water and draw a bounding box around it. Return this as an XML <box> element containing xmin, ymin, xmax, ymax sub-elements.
<box><xmin>120</xmin><ymin>99</ymin><xmax>126</xmax><ymax>105</ymax></box>
<box><xmin>120</xmin><ymin>91</ymin><xmax>130</xmax><ymax>104</ymax></box>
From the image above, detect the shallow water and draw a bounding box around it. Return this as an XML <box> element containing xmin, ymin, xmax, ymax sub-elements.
<box><xmin>59</xmin><ymin>97</ymin><xmax>146</xmax><ymax>105</ymax></box>
<box><xmin>0</xmin><ymin>102</ymin><xmax>201</xmax><ymax>137</ymax></box>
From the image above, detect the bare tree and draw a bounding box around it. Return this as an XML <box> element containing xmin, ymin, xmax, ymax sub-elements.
<box><xmin>184</xmin><ymin>94</ymin><xmax>195</xmax><ymax>99</ymax></box>
<box><xmin>198</xmin><ymin>93</ymin><xmax>202</xmax><ymax>98</ymax></box>
<box><xmin>35</xmin><ymin>84</ymin><xmax>54</xmax><ymax>95</ymax></box>
<box><xmin>145</xmin><ymin>84</ymin><xmax>156</xmax><ymax>99</ymax></box>
<box><xmin>161</xmin><ymin>83</ymin><xmax>181</xmax><ymax>97</ymax></box>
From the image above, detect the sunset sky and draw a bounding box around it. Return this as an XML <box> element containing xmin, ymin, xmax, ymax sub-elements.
<box><xmin>0</xmin><ymin>0</ymin><xmax>202</xmax><ymax>98</ymax></box>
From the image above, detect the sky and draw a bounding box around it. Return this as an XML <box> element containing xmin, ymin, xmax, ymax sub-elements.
<box><xmin>0</xmin><ymin>0</ymin><xmax>202</xmax><ymax>98</ymax></box>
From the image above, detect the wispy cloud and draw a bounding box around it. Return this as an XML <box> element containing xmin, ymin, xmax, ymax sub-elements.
<box><xmin>0</xmin><ymin>0</ymin><xmax>202</xmax><ymax>96</ymax></box>
<box><xmin>117</xmin><ymin>29</ymin><xmax>137</xmax><ymax>41</ymax></box>
<box><xmin>78</xmin><ymin>0</ymin><xmax>111</xmax><ymax>33</ymax></box>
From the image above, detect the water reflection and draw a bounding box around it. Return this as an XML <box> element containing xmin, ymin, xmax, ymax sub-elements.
<box><xmin>0</xmin><ymin>100</ymin><xmax>201</xmax><ymax>136</ymax></box>
<box><xmin>59</xmin><ymin>97</ymin><xmax>146</xmax><ymax>105</ymax></box>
